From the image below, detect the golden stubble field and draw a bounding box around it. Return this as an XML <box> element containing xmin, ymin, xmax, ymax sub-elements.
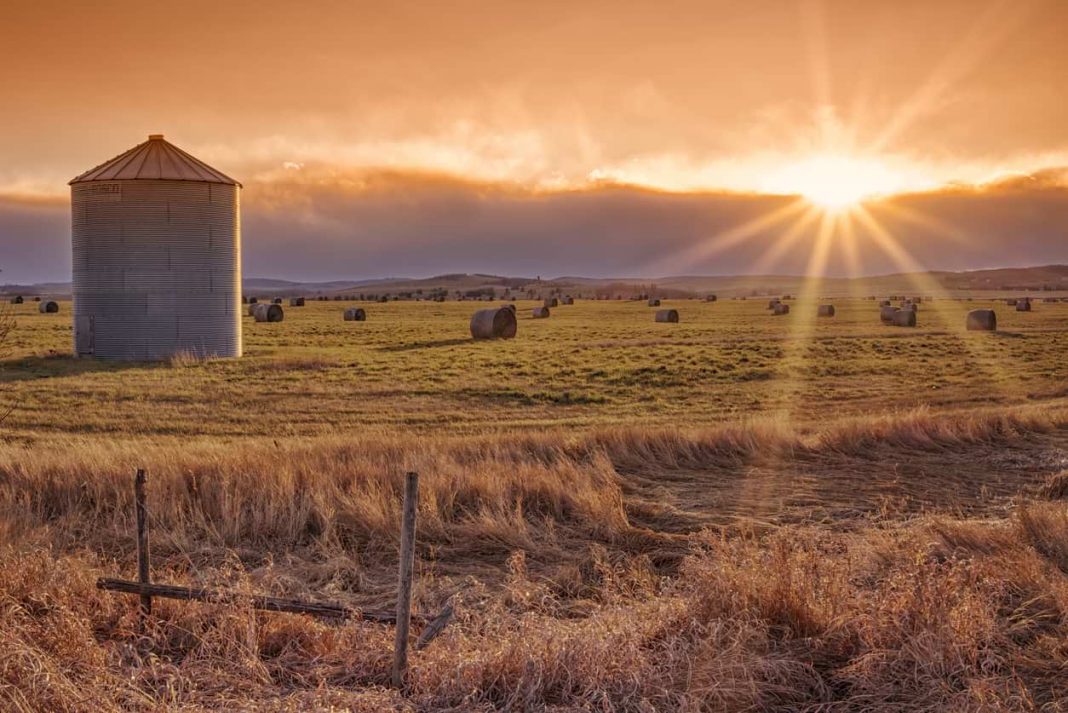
<box><xmin>2</xmin><ymin>296</ymin><xmax>1068</xmax><ymax>711</ymax></box>
<box><xmin>3</xmin><ymin>296</ymin><xmax>1068</xmax><ymax>442</ymax></box>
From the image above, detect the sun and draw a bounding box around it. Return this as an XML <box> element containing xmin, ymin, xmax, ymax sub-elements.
<box><xmin>764</xmin><ymin>154</ymin><xmax>909</xmax><ymax>212</ymax></box>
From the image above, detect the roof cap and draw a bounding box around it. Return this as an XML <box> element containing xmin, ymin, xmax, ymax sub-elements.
<box><xmin>70</xmin><ymin>135</ymin><xmax>240</xmax><ymax>187</ymax></box>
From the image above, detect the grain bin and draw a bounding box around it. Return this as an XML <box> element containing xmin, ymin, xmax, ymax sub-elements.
<box><xmin>69</xmin><ymin>135</ymin><xmax>241</xmax><ymax>359</ymax></box>
<box><xmin>470</xmin><ymin>307</ymin><xmax>517</xmax><ymax>339</ymax></box>
<box><xmin>252</xmin><ymin>303</ymin><xmax>284</xmax><ymax>322</ymax></box>
<box><xmin>891</xmin><ymin>309</ymin><xmax>916</xmax><ymax>327</ymax></box>
<box><xmin>655</xmin><ymin>309</ymin><xmax>679</xmax><ymax>323</ymax></box>
<box><xmin>817</xmin><ymin>304</ymin><xmax>835</xmax><ymax>317</ymax></box>
<box><xmin>965</xmin><ymin>309</ymin><xmax>996</xmax><ymax>331</ymax></box>
<box><xmin>40</xmin><ymin>301</ymin><xmax>59</xmax><ymax>313</ymax></box>
<box><xmin>344</xmin><ymin>307</ymin><xmax>367</xmax><ymax>321</ymax></box>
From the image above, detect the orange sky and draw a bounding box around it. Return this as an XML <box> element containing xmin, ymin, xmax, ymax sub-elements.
<box><xmin>1</xmin><ymin>0</ymin><xmax>1066</xmax><ymax>282</ymax></box>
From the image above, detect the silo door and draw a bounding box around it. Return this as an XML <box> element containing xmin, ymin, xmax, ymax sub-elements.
<box><xmin>75</xmin><ymin>315</ymin><xmax>95</xmax><ymax>356</ymax></box>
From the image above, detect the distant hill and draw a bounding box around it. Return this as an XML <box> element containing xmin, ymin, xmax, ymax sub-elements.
<box><xmin>6</xmin><ymin>264</ymin><xmax>1068</xmax><ymax>298</ymax></box>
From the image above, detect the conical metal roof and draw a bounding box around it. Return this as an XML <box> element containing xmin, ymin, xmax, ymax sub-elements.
<box><xmin>70</xmin><ymin>134</ymin><xmax>241</xmax><ymax>187</ymax></box>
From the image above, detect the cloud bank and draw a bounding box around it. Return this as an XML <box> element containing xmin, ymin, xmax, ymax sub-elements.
<box><xmin>2</xmin><ymin>170</ymin><xmax>1065</xmax><ymax>284</ymax></box>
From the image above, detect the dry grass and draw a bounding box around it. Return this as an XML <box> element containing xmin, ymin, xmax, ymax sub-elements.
<box><xmin>4</xmin><ymin>299</ymin><xmax>1068</xmax><ymax>709</ymax></box>
<box><xmin>2</xmin><ymin>509</ymin><xmax>1067</xmax><ymax>711</ymax></box>
<box><xmin>1040</xmin><ymin>470</ymin><xmax>1068</xmax><ymax>501</ymax></box>
<box><xmin>1</xmin><ymin>408</ymin><xmax>1068</xmax><ymax>709</ymax></box>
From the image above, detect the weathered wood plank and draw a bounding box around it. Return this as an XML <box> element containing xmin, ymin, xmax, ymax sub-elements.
<box><xmin>96</xmin><ymin>578</ymin><xmax>424</xmax><ymax>625</ymax></box>
<box><xmin>392</xmin><ymin>471</ymin><xmax>419</xmax><ymax>689</ymax></box>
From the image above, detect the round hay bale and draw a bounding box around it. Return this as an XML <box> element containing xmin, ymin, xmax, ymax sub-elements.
<box><xmin>965</xmin><ymin>309</ymin><xmax>996</xmax><ymax>331</ymax></box>
<box><xmin>767</xmin><ymin>299</ymin><xmax>781</xmax><ymax>309</ymax></box>
<box><xmin>891</xmin><ymin>309</ymin><xmax>916</xmax><ymax>327</ymax></box>
<box><xmin>544</xmin><ymin>297</ymin><xmax>559</xmax><ymax>308</ymax></box>
<box><xmin>532</xmin><ymin>306</ymin><xmax>551</xmax><ymax>319</ymax></box>
<box><xmin>879</xmin><ymin>299</ymin><xmax>891</xmax><ymax>307</ymax></box>
<box><xmin>880</xmin><ymin>305</ymin><xmax>899</xmax><ymax>324</ymax></box>
<box><xmin>706</xmin><ymin>294</ymin><xmax>717</xmax><ymax>302</ymax></box>
<box><xmin>1005</xmin><ymin>298</ymin><xmax>1017</xmax><ymax>306</ymax></box>
<box><xmin>247</xmin><ymin>304</ymin><xmax>258</xmax><ymax>317</ymax></box>
<box><xmin>344</xmin><ymin>307</ymin><xmax>367</xmax><ymax>321</ymax></box>
<box><xmin>32</xmin><ymin>297</ymin><xmax>40</xmax><ymax>302</ymax></box>
<box><xmin>772</xmin><ymin>303</ymin><xmax>790</xmax><ymax>315</ymax></box>
<box><xmin>1043</xmin><ymin>297</ymin><xmax>1057</xmax><ymax>303</ymax></box>
<box><xmin>654</xmin><ymin>309</ymin><xmax>679</xmax><ymax>323</ymax></box>
<box><xmin>470</xmin><ymin>307</ymin><xmax>517</xmax><ymax>339</ymax></box>
<box><xmin>1016</xmin><ymin>300</ymin><xmax>1032</xmax><ymax>312</ymax></box>
<box><xmin>289</xmin><ymin>297</ymin><xmax>305</xmax><ymax>307</ymax></box>
<box><xmin>905</xmin><ymin>302</ymin><xmax>918</xmax><ymax>312</ymax></box>
<box><xmin>39</xmin><ymin>301</ymin><xmax>59</xmax><ymax>314</ymax></box>
<box><xmin>504</xmin><ymin>303</ymin><xmax>517</xmax><ymax>313</ymax></box>
<box><xmin>817</xmin><ymin>304</ymin><xmax>835</xmax><ymax>317</ymax></box>
<box><xmin>272</xmin><ymin>297</ymin><xmax>283</xmax><ymax>305</ymax></box>
<box><xmin>249</xmin><ymin>297</ymin><xmax>258</xmax><ymax>304</ymax></box>
<box><xmin>10</xmin><ymin>296</ymin><xmax>23</xmax><ymax>304</ymax></box>
<box><xmin>562</xmin><ymin>296</ymin><xmax>574</xmax><ymax>305</ymax></box>
<box><xmin>647</xmin><ymin>298</ymin><xmax>661</xmax><ymax>307</ymax></box>
<box><xmin>253</xmin><ymin>303</ymin><xmax>284</xmax><ymax>322</ymax></box>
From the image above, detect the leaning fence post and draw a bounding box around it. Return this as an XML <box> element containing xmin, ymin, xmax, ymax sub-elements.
<box><xmin>392</xmin><ymin>471</ymin><xmax>419</xmax><ymax>690</ymax></box>
<box><xmin>134</xmin><ymin>468</ymin><xmax>152</xmax><ymax>621</ymax></box>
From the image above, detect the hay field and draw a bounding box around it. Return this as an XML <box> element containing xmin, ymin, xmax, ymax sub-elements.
<box><xmin>4</xmin><ymin>297</ymin><xmax>1068</xmax><ymax>441</ymax></box>
<box><xmin>3</xmin><ymin>297</ymin><xmax>1068</xmax><ymax>711</ymax></box>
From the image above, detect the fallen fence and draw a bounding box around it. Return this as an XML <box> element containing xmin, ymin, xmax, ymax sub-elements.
<box><xmin>97</xmin><ymin>469</ymin><xmax>451</xmax><ymax>689</ymax></box>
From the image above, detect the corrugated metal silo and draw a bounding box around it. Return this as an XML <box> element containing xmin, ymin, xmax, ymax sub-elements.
<box><xmin>69</xmin><ymin>135</ymin><xmax>242</xmax><ymax>359</ymax></box>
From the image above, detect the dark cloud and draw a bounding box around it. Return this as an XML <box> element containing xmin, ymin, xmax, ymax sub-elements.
<box><xmin>0</xmin><ymin>197</ymin><xmax>69</xmax><ymax>284</ymax></box>
<box><xmin>2</xmin><ymin>172</ymin><xmax>1067</xmax><ymax>284</ymax></box>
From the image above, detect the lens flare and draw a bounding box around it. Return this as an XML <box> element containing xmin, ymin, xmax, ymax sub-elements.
<box><xmin>763</xmin><ymin>154</ymin><xmax>915</xmax><ymax>211</ymax></box>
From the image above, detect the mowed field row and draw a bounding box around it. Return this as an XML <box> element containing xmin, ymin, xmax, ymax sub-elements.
<box><xmin>3</xmin><ymin>297</ymin><xmax>1068</xmax><ymax>444</ymax></box>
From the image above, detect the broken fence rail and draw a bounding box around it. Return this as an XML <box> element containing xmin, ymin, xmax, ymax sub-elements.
<box><xmin>96</xmin><ymin>577</ymin><xmax>424</xmax><ymax>625</ymax></box>
<box><xmin>98</xmin><ymin>469</ymin><xmax>453</xmax><ymax>661</ymax></box>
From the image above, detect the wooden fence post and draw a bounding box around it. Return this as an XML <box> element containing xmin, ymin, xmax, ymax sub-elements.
<box><xmin>135</xmin><ymin>469</ymin><xmax>152</xmax><ymax>620</ymax></box>
<box><xmin>392</xmin><ymin>472</ymin><xmax>419</xmax><ymax>690</ymax></box>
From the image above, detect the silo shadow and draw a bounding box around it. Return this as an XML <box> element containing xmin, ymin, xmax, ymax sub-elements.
<box><xmin>0</xmin><ymin>354</ymin><xmax>167</xmax><ymax>383</ymax></box>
